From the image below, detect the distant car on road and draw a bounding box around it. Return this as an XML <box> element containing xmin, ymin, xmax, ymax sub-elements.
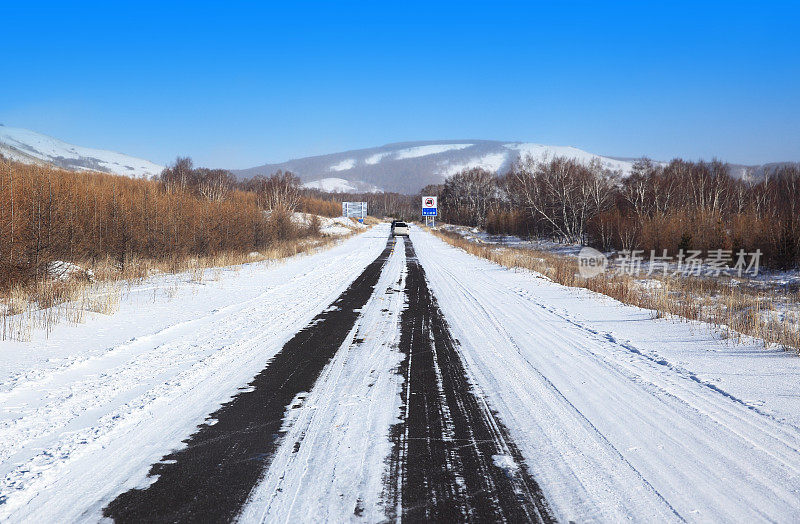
<box><xmin>391</xmin><ymin>221</ymin><xmax>410</xmax><ymax>236</ymax></box>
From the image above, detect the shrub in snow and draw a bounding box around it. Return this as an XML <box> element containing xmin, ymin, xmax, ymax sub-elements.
<box><xmin>47</xmin><ymin>261</ymin><xmax>95</xmax><ymax>282</ymax></box>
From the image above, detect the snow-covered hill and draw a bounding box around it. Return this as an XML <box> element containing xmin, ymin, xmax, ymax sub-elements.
<box><xmin>0</xmin><ymin>125</ymin><xmax>163</xmax><ymax>178</ymax></box>
<box><xmin>233</xmin><ymin>140</ymin><xmax>641</xmax><ymax>194</ymax></box>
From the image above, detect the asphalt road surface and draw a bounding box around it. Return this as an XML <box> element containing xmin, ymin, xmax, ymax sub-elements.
<box><xmin>104</xmin><ymin>235</ymin><xmax>552</xmax><ymax>522</ymax></box>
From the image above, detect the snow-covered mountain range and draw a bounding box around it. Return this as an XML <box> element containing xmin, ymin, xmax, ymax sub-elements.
<box><xmin>234</xmin><ymin>140</ymin><xmax>641</xmax><ymax>194</ymax></box>
<box><xmin>0</xmin><ymin>125</ymin><xmax>163</xmax><ymax>178</ymax></box>
<box><xmin>3</xmin><ymin>125</ymin><xmax>795</xmax><ymax>194</ymax></box>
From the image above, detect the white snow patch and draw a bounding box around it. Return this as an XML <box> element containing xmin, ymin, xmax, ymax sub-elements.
<box><xmin>492</xmin><ymin>454</ymin><xmax>519</xmax><ymax>473</ymax></box>
<box><xmin>505</xmin><ymin>143</ymin><xmax>634</xmax><ymax>175</ymax></box>
<box><xmin>328</xmin><ymin>158</ymin><xmax>356</xmax><ymax>171</ymax></box>
<box><xmin>440</xmin><ymin>152</ymin><xmax>508</xmax><ymax>175</ymax></box>
<box><xmin>46</xmin><ymin>261</ymin><xmax>95</xmax><ymax>282</ymax></box>
<box><xmin>635</xmin><ymin>279</ymin><xmax>664</xmax><ymax>290</ymax></box>
<box><xmin>411</xmin><ymin>227</ymin><xmax>800</xmax><ymax>522</ymax></box>
<box><xmin>319</xmin><ymin>216</ymin><xmax>364</xmax><ymax>236</ymax></box>
<box><xmin>394</xmin><ymin>143</ymin><xmax>472</xmax><ymax>160</ymax></box>
<box><xmin>364</xmin><ymin>152</ymin><xmax>390</xmax><ymax>165</ymax></box>
<box><xmin>291</xmin><ymin>212</ymin><xmax>366</xmax><ymax>236</ymax></box>
<box><xmin>239</xmin><ymin>234</ymin><xmax>407</xmax><ymax>522</ymax></box>
<box><xmin>302</xmin><ymin>177</ymin><xmax>381</xmax><ymax>193</ymax></box>
<box><xmin>303</xmin><ymin>177</ymin><xmax>359</xmax><ymax>192</ymax></box>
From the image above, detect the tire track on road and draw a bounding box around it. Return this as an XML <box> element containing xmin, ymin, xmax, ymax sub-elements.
<box><xmin>238</xmin><ymin>236</ymin><xmax>407</xmax><ymax>522</ymax></box>
<box><xmin>104</xmin><ymin>237</ymin><xmax>396</xmax><ymax>523</ymax></box>
<box><xmin>385</xmin><ymin>238</ymin><xmax>555</xmax><ymax>523</ymax></box>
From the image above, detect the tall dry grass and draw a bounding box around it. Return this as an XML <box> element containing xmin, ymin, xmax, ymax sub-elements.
<box><xmin>431</xmin><ymin>229</ymin><xmax>800</xmax><ymax>353</ymax></box>
<box><xmin>0</xmin><ymin>235</ymin><xmax>344</xmax><ymax>341</ymax></box>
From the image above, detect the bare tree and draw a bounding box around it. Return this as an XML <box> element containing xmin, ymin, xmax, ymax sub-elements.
<box><xmin>161</xmin><ymin>157</ymin><xmax>195</xmax><ymax>193</ymax></box>
<box><xmin>440</xmin><ymin>168</ymin><xmax>497</xmax><ymax>227</ymax></box>
<box><xmin>246</xmin><ymin>171</ymin><xmax>301</xmax><ymax>212</ymax></box>
<box><xmin>507</xmin><ymin>156</ymin><xmax>613</xmax><ymax>244</ymax></box>
<box><xmin>196</xmin><ymin>168</ymin><xmax>235</xmax><ymax>201</ymax></box>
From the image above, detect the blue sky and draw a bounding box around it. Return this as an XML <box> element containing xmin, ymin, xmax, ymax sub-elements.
<box><xmin>2</xmin><ymin>1</ymin><xmax>798</xmax><ymax>168</ymax></box>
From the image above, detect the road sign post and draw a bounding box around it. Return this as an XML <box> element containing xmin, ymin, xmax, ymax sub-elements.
<box><xmin>422</xmin><ymin>196</ymin><xmax>438</xmax><ymax>227</ymax></box>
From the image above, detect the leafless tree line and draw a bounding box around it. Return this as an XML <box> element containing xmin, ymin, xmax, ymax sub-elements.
<box><xmin>0</xmin><ymin>157</ymin><xmax>326</xmax><ymax>287</ymax></box>
<box><xmin>432</xmin><ymin>156</ymin><xmax>800</xmax><ymax>269</ymax></box>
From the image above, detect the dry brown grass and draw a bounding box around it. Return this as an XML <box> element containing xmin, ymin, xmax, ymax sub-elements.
<box><xmin>431</xmin><ymin>229</ymin><xmax>800</xmax><ymax>353</ymax></box>
<box><xmin>0</xmin><ymin>233</ymin><xmax>345</xmax><ymax>341</ymax></box>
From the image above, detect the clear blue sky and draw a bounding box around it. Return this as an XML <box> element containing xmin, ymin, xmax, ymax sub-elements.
<box><xmin>2</xmin><ymin>1</ymin><xmax>798</xmax><ymax>168</ymax></box>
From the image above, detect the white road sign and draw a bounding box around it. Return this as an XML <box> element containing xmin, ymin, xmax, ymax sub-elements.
<box><xmin>422</xmin><ymin>196</ymin><xmax>437</xmax><ymax>216</ymax></box>
<box><xmin>342</xmin><ymin>201</ymin><xmax>367</xmax><ymax>218</ymax></box>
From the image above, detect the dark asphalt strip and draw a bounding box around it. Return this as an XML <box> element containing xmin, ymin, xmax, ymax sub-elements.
<box><xmin>385</xmin><ymin>238</ymin><xmax>555</xmax><ymax>523</ymax></box>
<box><xmin>104</xmin><ymin>237</ymin><xmax>396</xmax><ymax>523</ymax></box>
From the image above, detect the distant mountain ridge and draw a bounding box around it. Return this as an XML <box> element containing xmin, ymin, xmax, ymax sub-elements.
<box><xmin>2</xmin><ymin>126</ymin><xmax>796</xmax><ymax>194</ymax></box>
<box><xmin>0</xmin><ymin>125</ymin><xmax>163</xmax><ymax>178</ymax></box>
<box><xmin>235</xmin><ymin>140</ymin><xmax>800</xmax><ymax>194</ymax></box>
<box><xmin>232</xmin><ymin>140</ymin><xmax>644</xmax><ymax>194</ymax></box>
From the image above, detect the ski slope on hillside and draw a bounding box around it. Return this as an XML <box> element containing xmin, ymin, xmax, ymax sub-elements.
<box><xmin>1</xmin><ymin>225</ymin><xmax>800</xmax><ymax>522</ymax></box>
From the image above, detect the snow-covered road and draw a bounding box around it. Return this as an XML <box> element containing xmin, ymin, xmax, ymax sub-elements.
<box><xmin>2</xmin><ymin>224</ymin><xmax>800</xmax><ymax>522</ymax></box>
<box><xmin>411</xmin><ymin>228</ymin><xmax>800</xmax><ymax>523</ymax></box>
<box><xmin>0</xmin><ymin>227</ymin><xmax>389</xmax><ymax>521</ymax></box>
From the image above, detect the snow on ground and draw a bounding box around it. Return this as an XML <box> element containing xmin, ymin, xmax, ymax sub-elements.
<box><xmin>3</xmin><ymin>223</ymin><xmax>800</xmax><ymax>522</ymax></box>
<box><xmin>411</xmin><ymin>228</ymin><xmax>800</xmax><ymax>522</ymax></box>
<box><xmin>291</xmin><ymin>212</ymin><xmax>366</xmax><ymax>236</ymax></box>
<box><xmin>440</xmin><ymin>223</ymin><xmax>800</xmax><ymax>329</ymax></box>
<box><xmin>0</xmin><ymin>125</ymin><xmax>163</xmax><ymax>178</ymax></box>
<box><xmin>0</xmin><ymin>227</ymin><xmax>387</xmax><ymax>521</ymax></box>
<box><xmin>328</xmin><ymin>159</ymin><xmax>356</xmax><ymax>172</ymax></box>
<box><xmin>440</xmin><ymin>223</ymin><xmax>584</xmax><ymax>256</ymax></box>
<box><xmin>46</xmin><ymin>261</ymin><xmax>95</xmax><ymax>282</ymax></box>
<box><xmin>239</xmin><ymin>237</ymin><xmax>407</xmax><ymax>522</ymax></box>
<box><xmin>393</xmin><ymin>143</ymin><xmax>472</xmax><ymax>160</ymax></box>
<box><xmin>425</xmin><ymin>143</ymin><xmax>637</xmax><ymax>178</ymax></box>
<box><xmin>319</xmin><ymin>216</ymin><xmax>365</xmax><ymax>236</ymax></box>
<box><xmin>504</xmin><ymin>142</ymin><xmax>635</xmax><ymax>174</ymax></box>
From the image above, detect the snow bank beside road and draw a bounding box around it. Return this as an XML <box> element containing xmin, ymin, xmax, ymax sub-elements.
<box><xmin>291</xmin><ymin>212</ymin><xmax>366</xmax><ymax>236</ymax></box>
